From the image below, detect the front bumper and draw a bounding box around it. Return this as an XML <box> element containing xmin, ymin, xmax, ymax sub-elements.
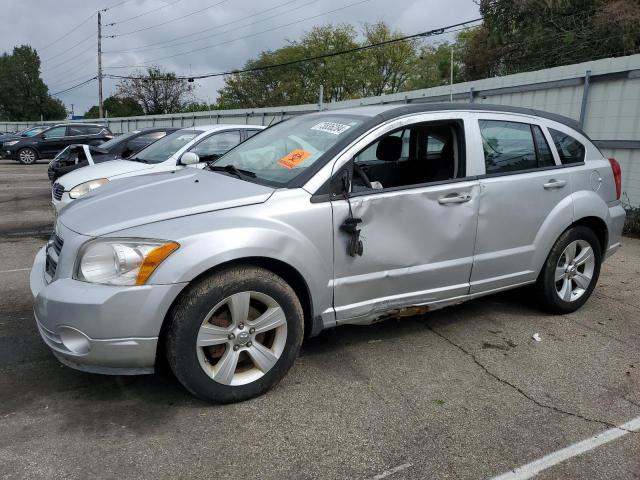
<box><xmin>1</xmin><ymin>147</ymin><xmax>17</xmax><ymax>159</ymax></box>
<box><xmin>51</xmin><ymin>189</ymin><xmax>73</xmax><ymax>213</ymax></box>
<box><xmin>30</xmin><ymin>246</ymin><xmax>187</xmax><ymax>375</ymax></box>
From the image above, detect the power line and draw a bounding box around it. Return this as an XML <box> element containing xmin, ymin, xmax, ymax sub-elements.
<box><xmin>37</xmin><ymin>12</ymin><xmax>95</xmax><ymax>53</ymax></box>
<box><xmin>106</xmin><ymin>0</ymin><xmax>378</xmax><ymax>67</ymax></box>
<box><xmin>41</xmin><ymin>44</ymin><xmax>96</xmax><ymax>73</ymax></box>
<box><xmin>50</xmin><ymin>77</ymin><xmax>97</xmax><ymax>96</ymax></box>
<box><xmin>104</xmin><ymin>0</ymin><xmax>304</xmax><ymax>54</ymax></box>
<box><xmin>107</xmin><ymin>0</ymin><xmax>230</xmax><ymax>38</ymax></box>
<box><xmin>41</xmin><ymin>32</ymin><xmax>95</xmax><ymax>64</ymax></box>
<box><xmin>105</xmin><ymin>18</ymin><xmax>483</xmax><ymax>80</ymax></box>
<box><xmin>48</xmin><ymin>71</ymin><xmax>100</xmax><ymax>91</ymax></box>
<box><xmin>102</xmin><ymin>0</ymin><xmax>136</xmax><ymax>12</ymax></box>
<box><xmin>106</xmin><ymin>0</ymin><xmax>183</xmax><ymax>26</ymax></box>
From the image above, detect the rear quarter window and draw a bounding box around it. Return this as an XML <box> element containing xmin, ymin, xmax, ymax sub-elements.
<box><xmin>549</xmin><ymin>128</ymin><xmax>585</xmax><ymax>165</ymax></box>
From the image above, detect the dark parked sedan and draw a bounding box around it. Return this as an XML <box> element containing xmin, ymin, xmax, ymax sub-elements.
<box><xmin>2</xmin><ymin>123</ymin><xmax>113</xmax><ymax>165</ymax></box>
<box><xmin>47</xmin><ymin>127</ymin><xmax>178</xmax><ymax>182</ymax></box>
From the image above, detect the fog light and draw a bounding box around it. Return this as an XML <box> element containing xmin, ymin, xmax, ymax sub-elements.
<box><xmin>58</xmin><ymin>326</ymin><xmax>91</xmax><ymax>355</ymax></box>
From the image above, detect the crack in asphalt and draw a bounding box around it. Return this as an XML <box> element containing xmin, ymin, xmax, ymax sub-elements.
<box><xmin>421</xmin><ymin>321</ymin><xmax>639</xmax><ymax>434</ymax></box>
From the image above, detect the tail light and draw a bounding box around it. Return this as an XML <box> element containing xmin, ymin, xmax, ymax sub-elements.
<box><xmin>608</xmin><ymin>158</ymin><xmax>622</xmax><ymax>200</ymax></box>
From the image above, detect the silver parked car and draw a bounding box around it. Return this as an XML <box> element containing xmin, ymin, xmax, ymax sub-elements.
<box><xmin>30</xmin><ymin>104</ymin><xmax>625</xmax><ymax>403</ymax></box>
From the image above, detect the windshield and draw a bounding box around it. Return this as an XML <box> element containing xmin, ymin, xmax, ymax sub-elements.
<box><xmin>22</xmin><ymin>126</ymin><xmax>46</xmax><ymax>137</ymax></box>
<box><xmin>134</xmin><ymin>129</ymin><xmax>203</xmax><ymax>163</ymax></box>
<box><xmin>98</xmin><ymin>131</ymin><xmax>138</xmax><ymax>151</ymax></box>
<box><xmin>212</xmin><ymin>115</ymin><xmax>365</xmax><ymax>185</ymax></box>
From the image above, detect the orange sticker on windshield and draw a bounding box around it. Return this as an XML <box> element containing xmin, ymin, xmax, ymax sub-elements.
<box><xmin>277</xmin><ymin>149</ymin><xmax>312</xmax><ymax>169</ymax></box>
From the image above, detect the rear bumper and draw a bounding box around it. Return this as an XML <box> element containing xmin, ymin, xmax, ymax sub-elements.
<box><xmin>605</xmin><ymin>202</ymin><xmax>626</xmax><ymax>260</ymax></box>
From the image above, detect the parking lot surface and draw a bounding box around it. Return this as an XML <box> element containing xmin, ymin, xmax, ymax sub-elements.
<box><xmin>0</xmin><ymin>159</ymin><xmax>639</xmax><ymax>479</ymax></box>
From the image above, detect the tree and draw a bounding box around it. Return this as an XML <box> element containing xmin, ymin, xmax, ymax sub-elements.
<box><xmin>458</xmin><ymin>0</ymin><xmax>640</xmax><ymax>80</ymax></box>
<box><xmin>358</xmin><ymin>22</ymin><xmax>417</xmax><ymax>96</ymax></box>
<box><xmin>217</xmin><ymin>23</ymin><xmax>421</xmax><ymax>109</ymax></box>
<box><xmin>85</xmin><ymin>95</ymin><xmax>144</xmax><ymax>118</ymax></box>
<box><xmin>0</xmin><ymin>45</ymin><xmax>66</xmax><ymax>121</ymax></box>
<box><xmin>115</xmin><ymin>67</ymin><xmax>195</xmax><ymax>115</ymax></box>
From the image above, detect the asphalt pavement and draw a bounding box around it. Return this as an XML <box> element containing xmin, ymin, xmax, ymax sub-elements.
<box><xmin>0</xmin><ymin>159</ymin><xmax>639</xmax><ymax>479</ymax></box>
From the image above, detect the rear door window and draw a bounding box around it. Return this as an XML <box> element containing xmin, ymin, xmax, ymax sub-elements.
<box><xmin>479</xmin><ymin>120</ymin><xmax>556</xmax><ymax>174</ymax></box>
<box><xmin>67</xmin><ymin>125</ymin><xmax>91</xmax><ymax>136</ymax></box>
<box><xmin>532</xmin><ymin>125</ymin><xmax>556</xmax><ymax>168</ymax></box>
<box><xmin>549</xmin><ymin>128</ymin><xmax>585</xmax><ymax>165</ymax></box>
<box><xmin>87</xmin><ymin>125</ymin><xmax>105</xmax><ymax>135</ymax></box>
<box><xmin>45</xmin><ymin>126</ymin><xmax>66</xmax><ymax>138</ymax></box>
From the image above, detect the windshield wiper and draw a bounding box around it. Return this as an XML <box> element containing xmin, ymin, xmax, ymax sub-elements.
<box><xmin>128</xmin><ymin>157</ymin><xmax>150</xmax><ymax>163</ymax></box>
<box><xmin>208</xmin><ymin>164</ymin><xmax>256</xmax><ymax>179</ymax></box>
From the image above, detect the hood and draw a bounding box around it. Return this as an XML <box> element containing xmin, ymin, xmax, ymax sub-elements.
<box><xmin>59</xmin><ymin>168</ymin><xmax>275</xmax><ymax>236</ymax></box>
<box><xmin>56</xmin><ymin>159</ymin><xmax>155</xmax><ymax>188</ymax></box>
<box><xmin>0</xmin><ymin>134</ymin><xmax>21</xmax><ymax>142</ymax></box>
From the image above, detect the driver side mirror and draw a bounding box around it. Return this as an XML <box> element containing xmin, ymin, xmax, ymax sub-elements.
<box><xmin>179</xmin><ymin>151</ymin><xmax>199</xmax><ymax>165</ymax></box>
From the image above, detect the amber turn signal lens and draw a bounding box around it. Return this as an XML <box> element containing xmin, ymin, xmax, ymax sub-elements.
<box><xmin>135</xmin><ymin>242</ymin><xmax>179</xmax><ymax>285</ymax></box>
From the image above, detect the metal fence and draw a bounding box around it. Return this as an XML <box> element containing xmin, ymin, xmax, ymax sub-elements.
<box><xmin>2</xmin><ymin>54</ymin><xmax>639</xmax><ymax>205</ymax></box>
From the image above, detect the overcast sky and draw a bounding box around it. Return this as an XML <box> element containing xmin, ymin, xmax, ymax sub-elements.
<box><xmin>1</xmin><ymin>0</ymin><xmax>480</xmax><ymax>116</ymax></box>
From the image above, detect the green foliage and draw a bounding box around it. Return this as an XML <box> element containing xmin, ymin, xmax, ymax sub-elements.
<box><xmin>459</xmin><ymin>0</ymin><xmax>640</xmax><ymax>79</ymax></box>
<box><xmin>182</xmin><ymin>102</ymin><xmax>217</xmax><ymax>113</ymax></box>
<box><xmin>84</xmin><ymin>96</ymin><xmax>144</xmax><ymax>118</ymax></box>
<box><xmin>217</xmin><ymin>3</ymin><xmax>640</xmax><ymax>108</ymax></box>
<box><xmin>0</xmin><ymin>45</ymin><xmax>67</xmax><ymax>121</ymax></box>
<box><xmin>216</xmin><ymin>23</ymin><xmax>416</xmax><ymax>109</ymax></box>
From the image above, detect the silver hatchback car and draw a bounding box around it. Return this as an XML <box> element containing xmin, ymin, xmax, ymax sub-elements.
<box><xmin>30</xmin><ymin>104</ymin><xmax>625</xmax><ymax>403</ymax></box>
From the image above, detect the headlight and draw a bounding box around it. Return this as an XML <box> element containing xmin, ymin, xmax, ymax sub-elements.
<box><xmin>75</xmin><ymin>239</ymin><xmax>179</xmax><ymax>285</ymax></box>
<box><xmin>4</xmin><ymin>140</ymin><xmax>18</xmax><ymax>146</ymax></box>
<box><xmin>69</xmin><ymin>178</ymin><xmax>109</xmax><ymax>199</ymax></box>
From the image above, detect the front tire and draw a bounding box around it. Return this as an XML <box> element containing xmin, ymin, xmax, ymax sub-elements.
<box><xmin>165</xmin><ymin>266</ymin><xmax>304</xmax><ymax>403</ymax></box>
<box><xmin>535</xmin><ymin>226</ymin><xmax>602</xmax><ymax>314</ymax></box>
<box><xmin>17</xmin><ymin>147</ymin><xmax>38</xmax><ymax>165</ymax></box>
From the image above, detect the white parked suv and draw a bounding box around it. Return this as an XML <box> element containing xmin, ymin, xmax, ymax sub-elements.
<box><xmin>51</xmin><ymin>124</ymin><xmax>264</xmax><ymax>212</ymax></box>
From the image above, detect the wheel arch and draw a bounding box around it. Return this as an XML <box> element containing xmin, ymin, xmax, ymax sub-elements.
<box><xmin>17</xmin><ymin>145</ymin><xmax>40</xmax><ymax>159</ymax></box>
<box><xmin>156</xmin><ymin>256</ymin><xmax>319</xmax><ymax>371</ymax></box>
<box><xmin>570</xmin><ymin>216</ymin><xmax>608</xmax><ymax>257</ymax></box>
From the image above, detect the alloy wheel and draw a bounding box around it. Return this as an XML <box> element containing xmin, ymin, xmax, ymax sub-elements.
<box><xmin>19</xmin><ymin>149</ymin><xmax>36</xmax><ymax>164</ymax></box>
<box><xmin>196</xmin><ymin>291</ymin><xmax>287</xmax><ymax>386</ymax></box>
<box><xmin>555</xmin><ymin>239</ymin><xmax>596</xmax><ymax>302</ymax></box>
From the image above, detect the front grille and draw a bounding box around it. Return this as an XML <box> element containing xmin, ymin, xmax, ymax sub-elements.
<box><xmin>45</xmin><ymin>234</ymin><xmax>64</xmax><ymax>279</ymax></box>
<box><xmin>52</xmin><ymin>234</ymin><xmax>63</xmax><ymax>255</ymax></box>
<box><xmin>52</xmin><ymin>183</ymin><xmax>64</xmax><ymax>201</ymax></box>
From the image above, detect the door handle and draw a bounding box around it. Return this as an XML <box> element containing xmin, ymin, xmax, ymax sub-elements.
<box><xmin>438</xmin><ymin>193</ymin><xmax>472</xmax><ymax>205</ymax></box>
<box><xmin>543</xmin><ymin>179</ymin><xmax>567</xmax><ymax>189</ymax></box>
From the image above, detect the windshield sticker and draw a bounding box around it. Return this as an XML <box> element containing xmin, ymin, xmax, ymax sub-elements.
<box><xmin>310</xmin><ymin>121</ymin><xmax>352</xmax><ymax>135</ymax></box>
<box><xmin>277</xmin><ymin>149</ymin><xmax>312</xmax><ymax>169</ymax></box>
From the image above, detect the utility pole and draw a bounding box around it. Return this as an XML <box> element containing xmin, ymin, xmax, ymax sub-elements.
<box><xmin>319</xmin><ymin>84</ymin><xmax>324</xmax><ymax>111</ymax></box>
<box><xmin>450</xmin><ymin>46</ymin><xmax>454</xmax><ymax>102</ymax></box>
<box><xmin>97</xmin><ymin>11</ymin><xmax>104</xmax><ymax>119</ymax></box>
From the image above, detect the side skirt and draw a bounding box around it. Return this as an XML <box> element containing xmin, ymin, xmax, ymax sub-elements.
<box><xmin>334</xmin><ymin>280</ymin><xmax>536</xmax><ymax>327</ymax></box>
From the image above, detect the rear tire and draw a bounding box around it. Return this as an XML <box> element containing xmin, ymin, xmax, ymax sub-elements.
<box><xmin>165</xmin><ymin>265</ymin><xmax>304</xmax><ymax>403</ymax></box>
<box><xmin>535</xmin><ymin>226</ymin><xmax>602</xmax><ymax>314</ymax></box>
<box><xmin>17</xmin><ymin>147</ymin><xmax>38</xmax><ymax>165</ymax></box>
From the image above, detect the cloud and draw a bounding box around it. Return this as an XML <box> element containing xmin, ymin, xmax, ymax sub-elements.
<box><xmin>1</xmin><ymin>0</ymin><xmax>479</xmax><ymax>114</ymax></box>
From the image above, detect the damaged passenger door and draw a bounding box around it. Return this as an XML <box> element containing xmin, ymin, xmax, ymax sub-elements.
<box><xmin>330</xmin><ymin>116</ymin><xmax>481</xmax><ymax>323</ymax></box>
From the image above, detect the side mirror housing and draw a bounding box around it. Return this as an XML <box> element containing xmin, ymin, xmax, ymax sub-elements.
<box><xmin>179</xmin><ymin>151</ymin><xmax>199</xmax><ymax>165</ymax></box>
